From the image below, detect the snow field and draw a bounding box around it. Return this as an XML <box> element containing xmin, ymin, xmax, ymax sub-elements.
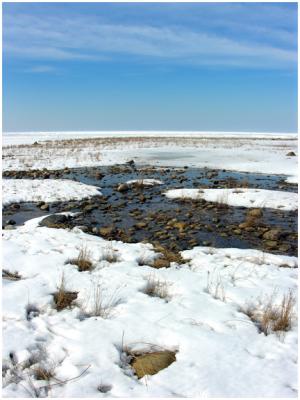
<box><xmin>2</xmin><ymin>134</ymin><xmax>298</xmax><ymax>184</ymax></box>
<box><xmin>2</xmin><ymin>216</ymin><xmax>298</xmax><ymax>397</ymax></box>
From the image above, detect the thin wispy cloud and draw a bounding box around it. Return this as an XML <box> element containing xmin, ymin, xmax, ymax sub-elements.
<box><xmin>3</xmin><ymin>5</ymin><xmax>297</xmax><ymax>69</ymax></box>
<box><xmin>23</xmin><ymin>65</ymin><xmax>59</xmax><ymax>74</ymax></box>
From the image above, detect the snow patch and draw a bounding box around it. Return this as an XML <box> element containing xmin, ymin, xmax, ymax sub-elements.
<box><xmin>2</xmin><ymin>179</ymin><xmax>102</xmax><ymax>205</ymax></box>
<box><xmin>165</xmin><ymin>188</ymin><xmax>298</xmax><ymax>211</ymax></box>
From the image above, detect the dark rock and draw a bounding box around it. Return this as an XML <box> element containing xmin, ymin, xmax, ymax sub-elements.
<box><xmin>117</xmin><ymin>183</ymin><xmax>129</xmax><ymax>192</ymax></box>
<box><xmin>40</xmin><ymin>204</ymin><xmax>49</xmax><ymax>211</ymax></box>
<box><xmin>39</xmin><ymin>214</ymin><xmax>70</xmax><ymax>228</ymax></box>
<box><xmin>286</xmin><ymin>151</ymin><xmax>296</xmax><ymax>157</ymax></box>
<box><xmin>5</xmin><ymin>219</ymin><xmax>16</xmax><ymax>225</ymax></box>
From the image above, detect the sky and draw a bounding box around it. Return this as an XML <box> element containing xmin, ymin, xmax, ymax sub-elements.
<box><xmin>2</xmin><ymin>2</ymin><xmax>298</xmax><ymax>133</ymax></box>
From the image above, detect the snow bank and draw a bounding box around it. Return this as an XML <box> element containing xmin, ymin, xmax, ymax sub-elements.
<box><xmin>165</xmin><ymin>188</ymin><xmax>298</xmax><ymax>211</ymax></box>
<box><xmin>2</xmin><ymin>215</ymin><xmax>297</xmax><ymax>397</ymax></box>
<box><xmin>2</xmin><ymin>179</ymin><xmax>102</xmax><ymax>205</ymax></box>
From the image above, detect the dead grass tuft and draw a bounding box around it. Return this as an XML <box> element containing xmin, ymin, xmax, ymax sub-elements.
<box><xmin>143</xmin><ymin>274</ymin><xmax>171</xmax><ymax>300</ymax></box>
<box><xmin>151</xmin><ymin>245</ymin><xmax>184</xmax><ymax>268</ymax></box>
<box><xmin>33</xmin><ymin>366</ymin><xmax>54</xmax><ymax>381</ymax></box>
<box><xmin>53</xmin><ymin>274</ymin><xmax>78</xmax><ymax>311</ymax></box>
<box><xmin>241</xmin><ymin>289</ymin><xmax>296</xmax><ymax>337</ymax></box>
<box><xmin>100</xmin><ymin>242</ymin><xmax>120</xmax><ymax>263</ymax></box>
<box><xmin>67</xmin><ymin>246</ymin><xmax>94</xmax><ymax>271</ymax></box>
<box><xmin>80</xmin><ymin>280</ymin><xmax>121</xmax><ymax>319</ymax></box>
<box><xmin>2</xmin><ymin>269</ymin><xmax>22</xmax><ymax>281</ymax></box>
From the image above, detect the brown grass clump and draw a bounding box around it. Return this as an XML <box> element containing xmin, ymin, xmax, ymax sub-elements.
<box><xmin>53</xmin><ymin>274</ymin><xmax>78</xmax><ymax>311</ymax></box>
<box><xmin>101</xmin><ymin>242</ymin><xmax>120</xmax><ymax>263</ymax></box>
<box><xmin>80</xmin><ymin>281</ymin><xmax>121</xmax><ymax>319</ymax></box>
<box><xmin>143</xmin><ymin>274</ymin><xmax>170</xmax><ymax>300</ymax></box>
<box><xmin>151</xmin><ymin>245</ymin><xmax>184</xmax><ymax>268</ymax></box>
<box><xmin>241</xmin><ymin>290</ymin><xmax>296</xmax><ymax>337</ymax></box>
<box><xmin>33</xmin><ymin>366</ymin><xmax>54</xmax><ymax>381</ymax></box>
<box><xmin>260</xmin><ymin>290</ymin><xmax>295</xmax><ymax>336</ymax></box>
<box><xmin>67</xmin><ymin>246</ymin><xmax>93</xmax><ymax>271</ymax></box>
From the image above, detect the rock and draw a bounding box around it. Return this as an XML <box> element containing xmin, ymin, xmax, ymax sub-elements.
<box><xmin>131</xmin><ymin>351</ymin><xmax>176</xmax><ymax>379</ymax></box>
<box><xmin>95</xmin><ymin>171</ymin><xmax>104</xmax><ymax>180</ymax></box>
<box><xmin>10</xmin><ymin>203</ymin><xmax>20</xmax><ymax>210</ymax></box>
<box><xmin>39</xmin><ymin>214</ymin><xmax>70</xmax><ymax>228</ymax></box>
<box><xmin>286</xmin><ymin>151</ymin><xmax>296</xmax><ymax>157</ymax></box>
<box><xmin>126</xmin><ymin>160</ymin><xmax>135</xmax><ymax>166</ymax></box>
<box><xmin>92</xmin><ymin>227</ymin><xmax>99</xmax><ymax>234</ymax></box>
<box><xmin>264</xmin><ymin>240</ymin><xmax>278</xmax><ymax>249</ymax></box>
<box><xmin>233</xmin><ymin>229</ymin><xmax>242</xmax><ymax>235</ymax></box>
<box><xmin>173</xmin><ymin>221</ymin><xmax>186</xmax><ymax>232</ymax></box>
<box><xmin>135</xmin><ymin>222</ymin><xmax>147</xmax><ymax>229</ymax></box>
<box><xmin>247</xmin><ymin>208</ymin><xmax>263</xmax><ymax>218</ymax></box>
<box><xmin>117</xmin><ymin>183</ymin><xmax>129</xmax><ymax>192</ymax></box>
<box><xmin>5</xmin><ymin>219</ymin><xmax>16</xmax><ymax>225</ymax></box>
<box><xmin>99</xmin><ymin>226</ymin><xmax>114</xmax><ymax>236</ymax></box>
<box><xmin>37</xmin><ymin>201</ymin><xmax>45</xmax><ymax>207</ymax></box>
<box><xmin>40</xmin><ymin>204</ymin><xmax>49</xmax><ymax>211</ymax></box>
<box><xmin>83</xmin><ymin>204</ymin><xmax>97</xmax><ymax>212</ymax></box>
<box><xmin>263</xmin><ymin>228</ymin><xmax>282</xmax><ymax>241</ymax></box>
<box><xmin>278</xmin><ymin>244</ymin><xmax>291</xmax><ymax>252</ymax></box>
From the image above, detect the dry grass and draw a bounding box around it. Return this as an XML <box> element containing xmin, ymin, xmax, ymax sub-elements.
<box><xmin>241</xmin><ymin>289</ymin><xmax>296</xmax><ymax>337</ymax></box>
<box><xmin>151</xmin><ymin>245</ymin><xmax>185</xmax><ymax>268</ymax></box>
<box><xmin>2</xmin><ymin>269</ymin><xmax>22</xmax><ymax>281</ymax></box>
<box><xmin>53</xmin><ymin>273</ymin><xmax>78</xmax><ymax>311</ymax></box>
<box><xmin>67</xmin><ymin>246</ymin><xmax>94</xmax><ymax>272</ymax></box>
<box><xmin>136</xmin><ymin>251</ymin><xmax>153</xmax><ymax>266</ymax></box>
<box><xmin>100</xmin><ymin>242</ymin><xmax>120</xmax><ymax>263</ymax></box>
<box><xmin>143</xmin><ymin>274</ymin><xmax>171</xmax><ymax>300</ymax></box>
<box><xmin>32</xmin><ymin>366</ymin><xmax>54</xmax><ymax>381</ymax></box>
<box><xmin>80</xmin><ymin>280</ymin><xmax>121</xmax><ymax>319</ymax></box>
<box><xmin>205</xmin><ymin>270</ymin><xmax>226</xmax><ymax>302</ymax></box>
<box><xmin>260</xmin><ymin>290</ymin><xmax>296</xmax><ymax>336</ymax></box>
<box><xmin>215</xmin><ymin>191</ymin><xmax>230</xmax><ymax>209</ymax></box>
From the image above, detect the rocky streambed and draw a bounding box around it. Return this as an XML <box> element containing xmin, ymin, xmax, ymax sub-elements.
<box><xmin>3</xmin><ymin>164</ymin><xmax>298</xmax><ymax>257</ymax></box>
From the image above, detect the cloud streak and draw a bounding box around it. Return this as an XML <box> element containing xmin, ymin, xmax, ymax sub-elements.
<box><xmin>3</xmin><ymin>7</ymin><xmax>297</xmax><ymax>69</ymax></box>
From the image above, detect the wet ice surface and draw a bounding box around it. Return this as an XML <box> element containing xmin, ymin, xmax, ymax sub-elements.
<box><xmin>3</xmin><ymin>165</ymin><xmax>298</xmax><ymax>256</ymax></box>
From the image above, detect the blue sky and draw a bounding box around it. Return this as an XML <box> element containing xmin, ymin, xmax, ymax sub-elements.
<box><xmin>3</xmin><ymin>2</ymin><xmax>298</xmax><ymax>132</ymax></box>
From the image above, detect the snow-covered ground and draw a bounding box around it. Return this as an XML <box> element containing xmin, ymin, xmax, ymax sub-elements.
<box><xmin>2</xmin><ymin>132</ymin><xmax>298</xmax><ymax>397</ymax></box>
<box><xmin>2</xmin><ymin>132</ymin><xmax>298</xmax><ymax>184</ymax></box>
<box><xmin>2</xmin><ymin>216</ymin><xmax>298</xmax><ymax>397</ymax></box>
<box><xmin>2</xmin><ymin>179</ymin><xmax>102</xmax><ymax>206</ymax></box>
<box><xmin>3</xmin><ymin>131</ymin><xmax>297</xmax><ymax>146</ymax></box>
<box><xmin>165</xmin><ymin>188</ymin><xmax>298</xmax><ymax>211</ymax></box>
